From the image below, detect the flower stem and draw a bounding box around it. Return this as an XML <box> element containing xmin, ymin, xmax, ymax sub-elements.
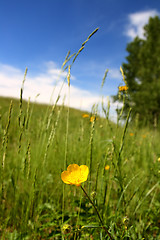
<box><xmin>81</xmin><ymin>186</ymin><xmax>113</xmax><ymax>240</ymax></box>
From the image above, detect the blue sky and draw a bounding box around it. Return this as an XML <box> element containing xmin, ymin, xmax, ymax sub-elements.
<box><xmin>1</xmin><ymin>0</ymin><xmax>160</xmax><ymax>117</ymax></box>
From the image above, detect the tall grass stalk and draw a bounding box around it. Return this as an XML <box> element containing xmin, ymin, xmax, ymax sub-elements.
<box><xmin>117</xmin><ymin>107</ymin><xmax>132</xmax><ymax>207</ymax></box>
<box><xmin>62</xmin><ymin>65</ymin><xmax>71</xmax><ymax>233</ymax></box>
<box><xmin>1</xmin><ymin>100</ymin><xmax>13</xmax><ymax>200</ymax></box>
<box><xmin>18</xmin><ymin>67</ymin><xmax>28</xmax><ymax>127</ymax></box>
<box><xmin>88</xmin><ymin>113</ymin><xmax>96</xmax><ymax>194</ymax></box>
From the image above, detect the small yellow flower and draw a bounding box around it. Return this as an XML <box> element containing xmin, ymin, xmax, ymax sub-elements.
<box><xmin>90</xmin><ymin>116</ymin><xmax>95</xmax><ymax>122</ymax></box>
<box><xmin>90</xmin><ymin>116</ymin><xmax>98</xmax><ymax>122</ymax></box>
<box><xmin>119</xmin><ymin>85</ymin><xmax>128</xmax><ymax>92</ymax></box>
<box><xmin>158</xmin><ymin>157</ymin><xmax>160</xmax><ymax>162</ymax></box>
<box><xmin>61</xmin><ymin>164</ymin><xmax>89</xmax><ymax>187</ymax></box>
<box><xmin>105</xmin><ymin>165</ymin><xmax>110</xmax><ymax>170</ymax></box>
<box><xmin>129</xmin><ymin>133</ymin><xmax>134</xmax><ymax>136</ymax></box>
<box><xmin>82</xmin><ymin>113</ymin><xmax>89</xmax><ymax>118</ymax></box>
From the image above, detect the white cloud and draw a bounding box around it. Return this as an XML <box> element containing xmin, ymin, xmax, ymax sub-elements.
<box><xmin>125</xmin><ymin>10</ymin><xmax>160</xmax><ymax>39</ymax></box>
<box><xmin>0</xmin><ymin>62</ymin><xmax>122</xmax><ymax>121</ymax></box>
<box><xmin>0</xmin><ymin>62</ymin><xmax>101</xmax><ymax>112</ymax></box>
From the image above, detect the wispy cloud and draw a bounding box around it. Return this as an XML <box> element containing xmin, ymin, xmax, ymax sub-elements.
<box><xmin>0</xmin><ymin>62</ymin><xmax>100</xmax><ymax>111</ymax></box>
<box><xmin>124</xmin><ymin>9</ymin><xmax>160</xmax><ymax>39</ymax></box>
<box><xmin>0</xmin><ymin>62</ymin><xmax>121</xmax><ymax>120</ymax></box>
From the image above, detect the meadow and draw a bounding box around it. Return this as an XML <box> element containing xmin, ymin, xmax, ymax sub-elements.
<box><xmin>0</xmin><ymin>91</ymin><xmax>159</xmax><ymax>240</ymax></box>
<box><xmin>0</xmin><ymin>30</ymin><xmax>160</xmax><ymax>239</ymax></box>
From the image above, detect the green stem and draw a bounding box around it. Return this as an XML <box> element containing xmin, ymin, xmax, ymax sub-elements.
<box><xmin>81</xmin><ymin>186</ymin><xmax>113</xmax><ymax>240</ymax></box>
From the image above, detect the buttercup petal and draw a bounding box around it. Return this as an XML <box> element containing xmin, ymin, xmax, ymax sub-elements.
<box><xmin>61</xmin><ymin>170</ymin><xmax>72</xmax><ymax>184</ymax></box>
<box><xmin>61</xmin><ymin>164</ymin><xmax>89</xmax><ymax>186</ymax></box>
<box><xmin>80</xmin><ymin>165</ymin><xmax>89</xmax><ymax>181</ymax></box>
<box><xmin>67</xmin><ymin>164</ymin><xmax>80</xmax><ymax>172</ymax></box>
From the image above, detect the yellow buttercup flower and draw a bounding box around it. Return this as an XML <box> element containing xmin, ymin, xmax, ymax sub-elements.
<box><xmin>158</xmin><ymin>157</ymin><xmax>160</xmax><ymax>162</ymax></box>
<box><xmin>61</xmin><ymin>164</ymin><xmax>89</xmax><ymax>187</ymax></box>
<box><xmin>105</xmin><ymin>165</ymin><xmax>110</xmax><ymax>170</ymax></box>
<box><xmin>90</xmin><ymin>116</ymin><xmax>98</xmax><ymax>122</ymax></box>
<box><xmin>82</xmin><ymin>113</ymin><xmax>89</xmax><ymax>118</ymax></box>
<box><xmin>129</xmin><ymin>133</ymin><xmax>134</xmax><ymax>136</ymax></box>
<box><xmin>90</xmin><ymin>116</ymin><xmax>95</xmax><ymax>122</ymax></box>
<box><xmin>119</xmin><ymin>86</ymin><xmax>128</xmax><ymax>92</ymax></box>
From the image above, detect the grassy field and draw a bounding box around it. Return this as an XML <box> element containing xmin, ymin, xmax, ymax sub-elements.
<box><xmin>0</xmin><ymin>93</ymin><xmax>159</xmax><ymax>239</ymax></box>
<box><xmin>0</xmin><ymin>29</ymin><xmax>160</xmax><ymax>240</ymax></box>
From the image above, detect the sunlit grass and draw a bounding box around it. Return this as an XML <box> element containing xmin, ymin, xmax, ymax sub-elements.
<box><xmin>0</xmin><ymin>28</ymin><xmax>159</xmax><ymax>239</ymax></box>
<box><xmin>0</xmin><ymin>91</ymin><xmax>159</xmax><ymax>239</ymax></box>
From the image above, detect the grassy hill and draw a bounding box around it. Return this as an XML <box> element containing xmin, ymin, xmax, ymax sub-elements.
<box><xmin>0</xmin><ymin>96</ymin><xmax>159</xmax><ymax>239</ymax></box>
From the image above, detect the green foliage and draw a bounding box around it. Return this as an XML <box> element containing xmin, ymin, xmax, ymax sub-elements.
<box><xmin>0</xmin><ymin>27</ymin><xmax>159</xmax><ymax>239</ymax></box>
<box><xmin>0</xmin><ymin>96</ymin><xmax>159</xmax><ymax>239</ymax></box>
<box><xmin>113</xmin><ymin>16</ymin><xmax>160</xmax><ymax>127</ymax></box>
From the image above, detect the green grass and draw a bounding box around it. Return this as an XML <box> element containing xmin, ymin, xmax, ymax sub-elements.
<box><xmin>0</xmin><ymin>95</ymin><xmax>159</xmax><ymax>240</ymax></box>
<box><xmin>0</xmin><ymin>28</ymin><xmax>159</xmax><ymax>239</ymax></box>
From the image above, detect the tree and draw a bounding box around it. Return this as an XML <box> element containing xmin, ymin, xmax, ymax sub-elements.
<box><xmin>114</xmin><ymin>16</ymin><xmax>160</xmax><ymax>126</ymax></box>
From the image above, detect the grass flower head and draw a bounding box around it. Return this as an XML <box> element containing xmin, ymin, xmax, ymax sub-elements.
<box><xmin>61</xmin><ymin>164</ymin><xmax>89</xmax><ymax>186</ymax></box>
